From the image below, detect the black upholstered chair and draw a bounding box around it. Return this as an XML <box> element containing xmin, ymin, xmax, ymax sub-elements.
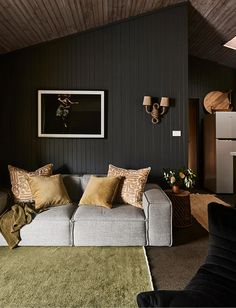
<box><xmin>137</xmin><ymin>202</ymin><xmax>236</xmax><ymax>307</ymax></box>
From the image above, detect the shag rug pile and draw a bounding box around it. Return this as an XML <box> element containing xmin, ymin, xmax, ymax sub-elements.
<box><xmin>0</xmin><ymin>246</ymin><xmax>152</xmax><ymax>307</ymax></box>
<box><xmin>190</xmin><ymin>193</ymin><xmax>230</xmax><ymax>230</ymax></box>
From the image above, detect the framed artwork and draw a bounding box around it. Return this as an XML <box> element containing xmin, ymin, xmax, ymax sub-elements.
<box><xmin>38</xmin><ymin>90</ymin><xmax>105</xmax><ymax>138</ymax></box>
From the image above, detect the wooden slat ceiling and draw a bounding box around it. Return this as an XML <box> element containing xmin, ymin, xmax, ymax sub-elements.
<box><xmin>0</xmin><ymin>0</ymin><xmax>236</xmax><ymax>68</ymax></box>
<box><xmin>189</xmin><ymin>0</ymin><xmax>236</xmax><ymax>68</ymax></box>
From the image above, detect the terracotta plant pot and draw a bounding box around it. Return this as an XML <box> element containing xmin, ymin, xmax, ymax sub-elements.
<box><xmin>172</xmin><ymin>185</ymin><xmax>180</xmax><ymax>194</ymax></box>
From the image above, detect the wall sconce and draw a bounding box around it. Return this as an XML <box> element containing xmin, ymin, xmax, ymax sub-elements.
<box><xmin>143</xmin><ymin>96</ymin><xmax>169</xmax><ymax>124</ymax></box>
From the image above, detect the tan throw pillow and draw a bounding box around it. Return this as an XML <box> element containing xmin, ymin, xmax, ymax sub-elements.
<box><xmin>8</xmin><ymin>164</ymin><xmax>53</xmax><ymax>203</ymax></box>
<box><xmin>27</xmin><ymin>174</ymin><xmax>72</xmax><ymax>209</ymax></box>
<box><xmin>79</xmin><ymin>176</ymin><xmax>121</xmax><ymax>209</ymax></box>
<box><xmin>107</xmin><ymin>164</ymin><xmax>151</xmax><ymax>208</ymax></box>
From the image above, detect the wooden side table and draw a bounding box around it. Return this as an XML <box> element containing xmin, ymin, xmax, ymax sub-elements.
<box><xmin>165</xmin><ymin>189</ymin><xmax>192</xmax><ymax>228</ymax></box>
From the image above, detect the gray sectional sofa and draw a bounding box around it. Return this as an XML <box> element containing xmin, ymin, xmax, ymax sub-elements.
<box><xmin>0</xmin><ymin>174</ymin><xmax>172</xmax><ymax>247</ymax></box>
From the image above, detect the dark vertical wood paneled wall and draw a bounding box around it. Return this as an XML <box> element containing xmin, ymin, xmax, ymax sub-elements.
<box><xmin>189</xmin><ymin>55</ymin><xmax>236</xmax><ymax>185</ymax></box>
<box><xmin>0</xmin><ymin>4</ymin><xmax>188</xmax><ymax>184</ymax></box>
<box><xmin>0</xmin><ymin>59</ymin><xmax>11</xmax><ymax>184</ymax></box>
<box><xmin>189</xmin><ymin>55</ymin><xmax>236</xmax><ymax>149</ymax></box>
<box><xmin>189</xmin><ymin>56</ymin><xmax>236</xmax><ymax>117</ymax></box>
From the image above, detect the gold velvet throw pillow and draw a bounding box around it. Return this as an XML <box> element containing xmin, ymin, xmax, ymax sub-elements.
<box><xmin>27</xmin><ymin>174</ymin><xmax>72</xmax><ymax>209</ymax></box>
<box><xmin>79</xmin><ymin>176</ymin><xmax>121</xmax><ymax>209</ymax></box>
<box><xmin>8</xmin><ymin>164</ymin><xmax>53</xmax><ymax>203</ymax></box>
<box><xmin>107</xmin><ymin>164</ymin><xmax>151</xmax><ymax>208</ymax></box>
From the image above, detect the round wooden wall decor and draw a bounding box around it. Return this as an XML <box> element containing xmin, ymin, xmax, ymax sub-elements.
<box><xmin>203</xmin><ymin>90</ymin><xmax>232</xmax><ymax>113</ymax></box>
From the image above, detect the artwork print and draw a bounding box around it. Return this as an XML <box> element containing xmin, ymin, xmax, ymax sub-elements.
<box><xmin>38</xmin><ymin>90</ymin><xmax>105</xmax><ymax>138</ymax></box>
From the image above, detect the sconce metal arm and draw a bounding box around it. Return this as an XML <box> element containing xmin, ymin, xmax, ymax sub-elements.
<box><xmin>143</xmin><ymin>97</ymin><xmax>169</xmax><ymax>124</ymax></box>
<box><xmin>145</xmin><ymin>103</ymin><xmax>160</xmax><ymax>124</ymax></box>
<box><xmin>160</xmin><ymin>106</ymin><xmax>168</xmax><ymax>115</ymax></box>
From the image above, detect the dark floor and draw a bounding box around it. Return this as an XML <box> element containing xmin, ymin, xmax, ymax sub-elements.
<box><xmin>146</xmin><ymin>192</ymin><xmax>234</xmax><ymax>290</ymax></box>
<box><xmin>217</xmin><ymin>193</ymin><xmax>235</xmax><ymax>206</ymax></box>
<box><xmin>147</xmin><ymin>218</ymin><xmax>208</xmax><ymax>290</ymax></box>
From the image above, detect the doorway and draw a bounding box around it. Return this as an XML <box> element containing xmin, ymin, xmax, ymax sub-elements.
<box><xmin>188</xmin><ymin>98</ymin><xmax>199</xmax><ymax>177</ymax></box>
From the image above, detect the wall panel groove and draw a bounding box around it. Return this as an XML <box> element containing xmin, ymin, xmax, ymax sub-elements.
<box><xmin>0</xmin><ymin>5</ymin><xmax>188</xmax><ymax>184</ymax></box>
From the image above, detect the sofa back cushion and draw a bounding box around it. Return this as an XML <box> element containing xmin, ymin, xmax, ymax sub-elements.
<box><xmin>0</xmin><ymin>191</ymin><xmax>8</xmax><ymax>215</ymax></box>
<box><xmin>62</xmin><ymin>175</ymin><xmax>83</xmax><ymax>203</ymax></box>
<box><xmin>62</xmin><ymin>174</ymin><xmax>105</xmax><ymax>203</ymax></box>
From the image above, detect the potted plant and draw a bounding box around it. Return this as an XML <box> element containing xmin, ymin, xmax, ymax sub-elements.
<box><xmin>163</xmin><ymin>168</ymin><xmax>197</xmax><ymax>193</ymax></box>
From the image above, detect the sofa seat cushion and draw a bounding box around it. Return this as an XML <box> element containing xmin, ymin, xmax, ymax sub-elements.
<box><xmin>73</xmin><ymin>203</ymin><xmax>145</xmax><ymax>221</ymax></box>
<box><xmin>73</xmin><ymin>204</ymin><xmax>146</xmax><ymax>246</ymax></box>
<box><xmin>21</xmin><ymin>204</ymin><xmax>77</xmax><ymax>246</ymax></box>
<box><xmin>0</xmin><ymin>204</ymin><xmax>77</xmax><ymax>247</ymax></box>
<box><xmin>20</xmin><ymin>205</ymin><xmax>77</xmax><ymax>246</ymax></box>
<box><xmin>34</xmin><ymin>203</ymin><xmax>77</xmax><ymax>221</ymax></box>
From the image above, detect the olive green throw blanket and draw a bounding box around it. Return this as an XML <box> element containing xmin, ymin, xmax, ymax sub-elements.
<box><xmin>0</xmin><ymin>204</ymin><xmax>36</xmax><ymax>249</ymax></box>
<box><xmin>0</xmin><ymin>247</ymin><xmax>153</xmax><ymax>307</ymax></box>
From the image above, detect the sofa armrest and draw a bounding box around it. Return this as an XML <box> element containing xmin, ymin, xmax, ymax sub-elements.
<box><xmin>143</xmin><ymin>183</ymin><xmax>172</xmax><ymax>246</ymax></box>
<box><xmin>0</xmin><ymin>190</ymin><xmax>9</xmax><ymax>216</ymax></box>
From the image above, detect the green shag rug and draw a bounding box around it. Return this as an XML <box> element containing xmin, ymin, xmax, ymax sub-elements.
<box><xmin>0</xmin><ymin>246</ymin><xmax>152</xmax><ymax>307</ymax></box>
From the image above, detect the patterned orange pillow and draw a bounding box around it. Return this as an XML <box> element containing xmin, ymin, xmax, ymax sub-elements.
<box><xmin>8</xmin><ymin>164</ymin><xmax>53</xmax><ymax>203</ymax></box>
<box><xmin>107</xmin><ymin>164</ymin><xmax>151</xmax><ymax>208</ymax></box>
